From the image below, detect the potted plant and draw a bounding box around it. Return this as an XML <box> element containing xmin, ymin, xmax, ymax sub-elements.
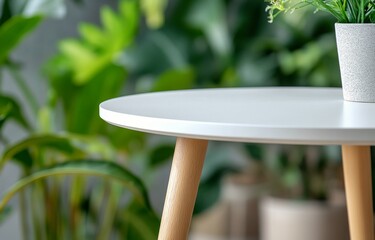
<box><xmin>265</xmin><ymin>0</ymin><xmax>375</xmax><ymax>102</ymax></box>
<box><xmin>259</xmin><ymin>145</ymin><xmax>349</xmax><ymax>240</ymax></box>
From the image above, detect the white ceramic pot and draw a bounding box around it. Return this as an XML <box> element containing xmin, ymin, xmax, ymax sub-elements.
<box><xmin>335</xmin><ymin>23</ymin><xmax>375</xmax><ymax>102</ymax></box>
<box><xmin>260</xmin><ymin>197</ymin><xmax>349</xmax><ymax>240</ymax></box>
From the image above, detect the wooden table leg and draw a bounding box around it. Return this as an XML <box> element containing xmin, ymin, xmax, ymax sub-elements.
<box><xmin>342</xmin><ymin>145</ymin><xmax>374</xmax><ymax>240</ymax></box>
<box><xmin>158</xmin><ymin>138</ymin><xmax>208</xmax><ymax>240</ymax></box>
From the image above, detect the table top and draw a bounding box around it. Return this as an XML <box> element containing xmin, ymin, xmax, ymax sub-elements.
<box><xmin>99</xmin><ymin>87</ymin><xmax>375</xmax><ymax>145</ymax></box>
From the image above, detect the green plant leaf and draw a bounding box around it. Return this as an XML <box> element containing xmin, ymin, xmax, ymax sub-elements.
<box><xmin>122</xmin><ymin>201</ymin><xmax>160</xmax><ymax>239</ymax></box>
<box><xmin>0</xmin><ymin>134</ymin><xmax>84</xmax><ymax>169</ymax></box>
<box><xmin>370</xmin><ymin>11</ymin><xmax>375</xmax><ymax>23</ymax></box>
<box><xmin>0</xmin><ymin>160</ymin><xmax>152</xmax><ymax>212</ymax></box>
<box><xmin>0</xmin><ymin>15</ymin><xmax>42</xmax><ymax>63</ymax></box>
<box><xmin>140</xmin><ymin>0</ymin><xmax>167</xmax><ymax>28</ymax></box>
<box><xmin>152</xmin><ymin>68</ymin><xmax>195</xmax><ymax>92</ymax></box>
<box><xmin>244</xmin><ymin>144</ymin><xmax>263</xmax><ymax>161</ymax></box>
<box><xmin>148</xmin><ymin>144</ymin><xmax>174</xmax><ymax>168</ymax></box>
<box><xmin>0</xmin><ymin>95</ymin><xmax>29</xmax><ymax>130</ymax></box>
<box><xmin>186</xmin><ymin>0</ymin><xmax>231</xmax><ymax>59</ymax></box>
<box><xmin>67</xmin><ymin>64</ymin><xmax>126</xmax><ymax>134</ymax></box>
<box><xmin>52</xmin><ymin>0</ymin><xmax>138</xmax><ymax>85</ymax></box>
<box><xmin>0</xmin><ymin>0</ymin><xmax>12</xmax><ymax>25</ymax></box>
<box><xmin>79</xmin><ymin>23</ymin><xmax>106</xmax><ymax>48</ymax></box>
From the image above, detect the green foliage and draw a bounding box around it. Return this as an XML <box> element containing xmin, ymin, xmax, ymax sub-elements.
<box><xmin>56</xmin><ymin>0</ymin><xmax>138</xmax><ymax>85</ymax></box>
<box><xmin>0</xmin><ymin>15</ymin><xmax>42</xmax><ymax>63</ymax></box>
<box><xmin>0</xmin><ymin>160</ymin><xmax>153</xmax><ymax>211</ymax></box>
<box><xmin>121</xmin><ymin>201</ymin><xmax>160</xmax><ymax>239</ymax></box>
<box><xmin>140</xmin><ymin>0</ymin><xmax>167</xmax><ymax>28</ymax></box>
<box><xmin>0</xmin><ymin>134</ymin><xmax>84</xmax><ymax>169</ymax></box>
<box><xmin>151</xmin><ymin>68</ymin><xmax>195</xmax><ymax>92</ymax></box>
<box><xmin>0</xmin><ymin>1</ymin><xmax>163</xmax><ymax>239</ymax></box>
<box><xmin>0</xmin><ymin>95</ymin><xmax>29</xmax><ymax>131</ymax></box>
<box><xmin>266</xmin><ymin>0</ymin><xmax>375</xmax><ymax>23</ymax></box>
<box><xmin>44</xmin><ymin>0</ymin><xmax>139</xmax><ymax>139</ymax></box>
<box><xmin>148</xmin><ymin>144</ymin><xmax>174</xmax><ymax>168</ymax></box>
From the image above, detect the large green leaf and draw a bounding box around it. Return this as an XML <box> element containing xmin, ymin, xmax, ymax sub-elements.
<box><xmin>0</xmin><ymin>160</ymin><xmax>152</xmax><ymax>212</ymax></box>
<box><xmin>0</xmin><ymin>134</ymin><xmax>84</xmax><ymax>169</ymax></box>
<box><xmin>0</xmin><ymin>15</ymin><xmax>42</xmax><ymax>63</ymax></box>
<box><xmin>67</xmin><ymin>64</ymin><xmax>126</xmax><ymax>134</ymax></box>
<box><xmin>0</xmin><ymin>95</ymin><xmax>29</xmax><ymax>130</ymax></box>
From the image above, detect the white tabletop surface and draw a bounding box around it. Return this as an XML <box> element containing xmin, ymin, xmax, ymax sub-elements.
<box><xmin>100</xmin><ymin>87</ymin><xmax>375</xmax><ymax>145</ymax></box>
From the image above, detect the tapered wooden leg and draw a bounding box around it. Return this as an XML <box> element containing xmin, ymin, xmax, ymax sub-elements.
<box><xmin>342</xmin><ymin>145</ymin><xmax>374</xmax><ymax>240</ymax></box>
<box><xmin>158</xmin><ymin>138</ymin><xmax>208</xmax><ymax>240</ymax></box>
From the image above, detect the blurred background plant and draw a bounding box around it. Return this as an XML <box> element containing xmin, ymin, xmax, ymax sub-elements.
<box><xmin>0</xmin><ymin>0</ymin><xmax>351</xmax><ymax>239</ymax></box>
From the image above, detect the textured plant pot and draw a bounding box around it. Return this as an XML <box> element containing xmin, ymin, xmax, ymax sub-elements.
<box><xmin>260</xmin><ymin>197</ymin><xmax>349</xmax><ymax>240</ymax></box>
<box><xmin>335</xmin><ymin>23</ymin><xmax>375</xmax><ymax>102</ymax></box>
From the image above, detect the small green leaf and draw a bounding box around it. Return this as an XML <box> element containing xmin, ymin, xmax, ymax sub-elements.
<box><xmin>101</xmin><ymin>6</ymin><xmax>123</xmax><ymax>43</ymax></box>
<box><xmin>0</xmin><ymin>15</ymin><xmax>42</xmax><ymax>63</ymax></box>
<box><xmin>140</xmin><ymin>0</ymin><xmax>167</xmax><ymax>28</ymax></box>
<box><xmin>79</xmin><ymin>23</ymin><xmax>106</xmax><ymax>48</ymax></box>
<box><xmin>0</xmin><ymin>101</ymin><xmax>12</xmax><ymax>121</ymax></box>
<box><xmin>370</xmin><ymin>11</ymin><xmax>375</xmax><ymax>23</ymax></box>
<box><xmin>0</xmin><ymin>95</ymin><xmax>29</xmax><ymax>130</ymax></box>
<box><xmin>244</xmin><ymin>144</ymin><xmax>263</xmax><ymax>161</ymax></box>
<box><xmin>148</xmin><ymin>144</ymin><xmax>174</xmax><ymax>168</ymax></box>
<box><xmin>152</xmin><ymin>68</ymin><xmax>195</xmax><ymax>92</ymax></box>
<box><xmin>0</xmin><ymin>160</ymin><xmax>152</xmax><ymax>212</ymax></box>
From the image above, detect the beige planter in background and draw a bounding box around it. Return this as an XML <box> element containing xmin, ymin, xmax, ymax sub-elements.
<box><xmin>190</xmin><ymin>172</ymin><xmax>265</xmax><ymax>240</ymax></box>
<box><xmin>260</xmin><ymin>197</ymin><xmax>349</xmax><ymax>240</ymax></box>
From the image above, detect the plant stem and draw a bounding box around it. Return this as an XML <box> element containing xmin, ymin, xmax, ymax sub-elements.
<box><xmin>96</xmin><ymin>182</ymin><xmax>121</xmax><ymax>240</ymax></box>
<box><xmin>31</xmin><ymin>184</ymin><xmax>44</xmax><ymax>240</ymax></box>
<box><xmin>6</xmin><ymin>65</ymin><xmax>39</xmax><ymax>116</ymax></box>
<box><xmin>19</xmin><ymin>184</ymin><xmax>30</xmax><ymax>240</ymax></box>
<box><xmin>70</xmin><ymin>176</ymin><xmax>85</xmax><ymax>240</ymax></box>
<box><xmin>362</xmin><ymin>0</ymin><xmax>365</xmax><ymax>22</ymax></box>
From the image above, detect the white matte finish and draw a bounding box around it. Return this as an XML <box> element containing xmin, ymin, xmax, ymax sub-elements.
<box><xmin>335</xmin><ymin>23</ymin><xmax>375</xmax><ymax>102</ymax></box>
<box><xmin>99</xmin><ymin>87</ymin><xmax>375</xmax><ymax>145</ymax></box>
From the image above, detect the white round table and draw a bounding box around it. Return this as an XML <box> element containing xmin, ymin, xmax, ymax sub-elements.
<box><xmin>100</xmin><ymin>88</ymin><xmax>375</xmax><ymax>240</ymax></box>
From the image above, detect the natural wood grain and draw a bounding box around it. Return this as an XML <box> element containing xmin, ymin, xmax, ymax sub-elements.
<box><xmin>342</xmin><ymin>145</ymin><xmax>374</xmax><ymax>240</ymax></box>
<box><xmin>158</xmin><ymin>138</ymin><xmax>208</xmax><ymax>240</ymax></box>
